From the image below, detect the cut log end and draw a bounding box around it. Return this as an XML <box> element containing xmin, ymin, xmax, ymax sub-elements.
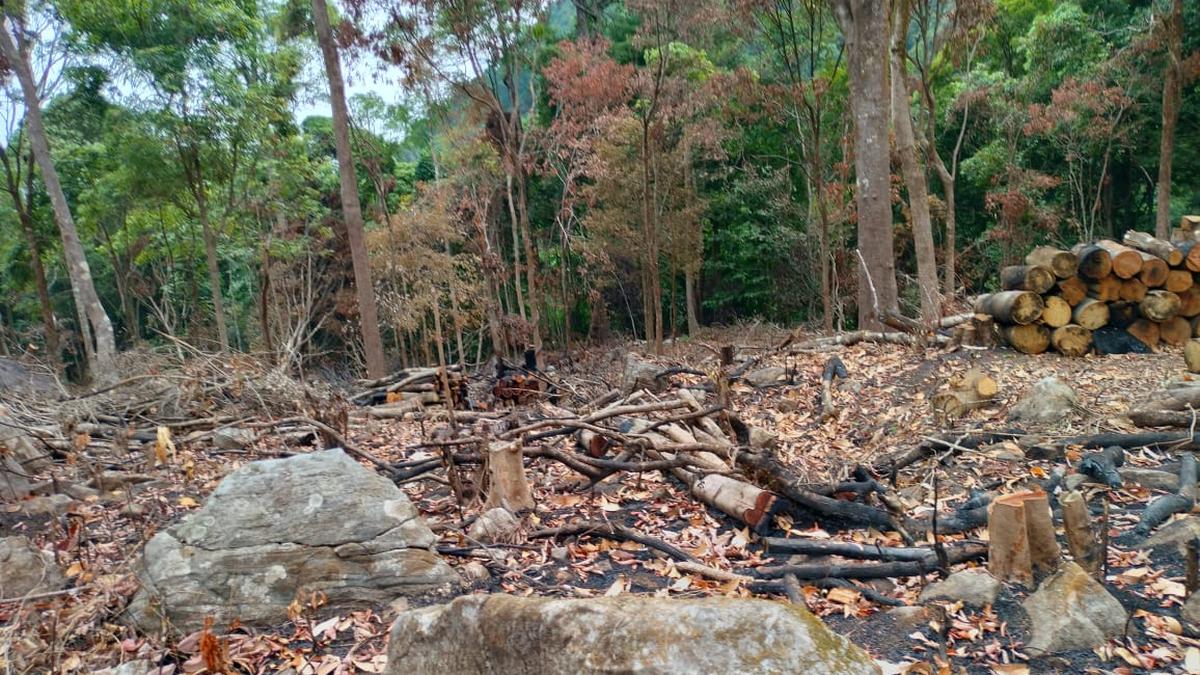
<box><xmin>975</xmin><ymin>291</ymin><xmax>1045</xmax><ymax>325</ymax></box>
<box><xmin>1051</xmin><ymin>325</ymin><xmax>1092</xmax><ymax>357</ymax></box>
<box><xmin>1004</xmin><ymin>324</ymin><xmax>1051</xmax><ymax>355</ymax></box>
<box><xmin>1040</xmin><ymin>296</ymin><xmax>1072</xmax><ymax>328</ymax></box>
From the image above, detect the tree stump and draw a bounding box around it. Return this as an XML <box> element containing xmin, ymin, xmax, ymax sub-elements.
<box><xmin>933</xmin><ymin>368</ymin><xmax>998</xmax><ymax>418</ymax></box>
<box><xmin>1061</xmin><ymin>491</ymin><xmax>1102</xmax><ymax>580</ymax></box>
<box><xmin>988</xmin><ymin>491</ymin><xmax>1061</xmax><ymax>585</ymax></box>
<box><xmin>483</xmin><ymin>441</ymin><xmax>535</xmax><ymax>513</ymax></box>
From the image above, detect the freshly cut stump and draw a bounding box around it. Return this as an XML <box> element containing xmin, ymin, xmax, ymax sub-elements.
<box><xmin>1161</xmin><ymin>317</ymin><xmax>1192</xmax><ymax>347</ymax></box>
<box><xmin>988</xmin><ymin>491</ymin><xmax>1061</xmax><ymax>586</ymax></box>
<box><xmin>1001</xmin><ymin>265</ymin><xmax>1056</xmax><ymax>293</ymax></box>
<box><xmin>1026</xmin><ymin>246</ymin><xmax>1078</xmax><ymax>279</ymax></box>
<box><xmin>975</xmin><ymin>291</ymin><xmax>1044</xmax><ymax>325</ymax></box>
<box><xmin>1057</xmin><ymin>276</ymin><xmax>1087</xmax><ymax>306</ymax></box>
<box><xmin>1040</xmin><ymin>296</ymin><xmax>1072</xmax><ymax>328</ymax></box>
<box><xmin>1072</xmin><ymin>244</ymin><xmax>1113</xmax><ymax>280</ymax></box>
<box><xmin>1072</xmin><ymin>298</ymin><xmax>1110</xmax><ymax>330</ymax></box>
<box><xmin>1004</xmin><ymin>324</ymin><xmax>1051</xmax><ymax>355</ymax></box>
<box><xmin>1051</xmin><ymin>325</ymin><xmax>1092</xmax><ymax>357</ymax></box>
<box><xmin>1141</xmin><ymin>290</ymin><xmax>1182</xmax><ymax>322</ymax></box>
<box><xmin>933</xmin><ymin>368</ymin><xmax>999</xmax><ymax>418</ymax></box>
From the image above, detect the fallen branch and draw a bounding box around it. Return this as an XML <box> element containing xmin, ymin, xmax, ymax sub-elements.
<box><xmin>763</xmin><ymin>538</ymin><xmax>982</xmax><ymax>562</ymax></box>
<box><xmin>1136</xmin><ymin>452</ymin><xmax>1197</xmax><ymax>537</ymax></box>
<box><xmin>753</xmin><ymin>542</ymin><xmax>987</xmax><ymax>580</ymax></box>
<box><xmin>528</xmin><ymin>520</ymin><xmax>696</xmax><ymax>563</ymax></box>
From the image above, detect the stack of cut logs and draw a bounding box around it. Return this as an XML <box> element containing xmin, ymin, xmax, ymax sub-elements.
<box><xmin>352</xmin><ymin>365</ymin><xmax>467</xmax><ymax>407</ymax></box>
<box><xmin>973</xmin><ymin>231</ymin><xmax>1200</xmax><ymax>355</ymax></box>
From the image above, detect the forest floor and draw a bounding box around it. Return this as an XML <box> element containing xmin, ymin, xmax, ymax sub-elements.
<box><xmin>3</xmin><ymin>325</ymin><xmax>1200</xmax><ymax>674</ymax></box>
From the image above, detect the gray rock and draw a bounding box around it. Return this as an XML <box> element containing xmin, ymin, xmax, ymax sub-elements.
<box><xmin>128</xmin><ymin>449</ymin><xmax>457</xmax><ymax>633</ymax></box>
<box><xmin>1009</xmin><ymin>377</ymin><xmax>1077</xmax><ymax>425</ymax></box>
<box><xmin>0</xmin><ymin>454</ymin><xmax>32</xmax><ymax>500</ymax></box>
<box><xmin>1119</xmin><ymin>468</ymin><xmax>1181</xmax><ymax>492</ymax></box>
<box><xmin>460</xmin><ymin>561</ymin><xmax>491</xmax><ymax>583</ymax></box>
<box><xmin>0</xmin><ymin>358</ymin><xmax>57</xmax><ymax>398</ymax></box>
<box><xmin>1145</xmin><ymin>515</ymin><xmax>1200</xmax><ymax>555</ymax></box>
<box><xmin>467</xmin><ymin>507</ymin><xmax>519</xmax><ymax>544</ymax></box>
<box><xmin>1023</xmin><ymin>562</ymin><xmax>1126</xmax><ymax>654</ymax></box>
<box><xmin>1064</xmin><ymin>473</ymin><xmax>1092</xmax><ymax>492</ymax></box>
<box><xmin>0</xmin><ymin>417</ymin><xmax>50</xmax><ymax>472</ymax></box>
<box><xmin>1183</xmin><ymin>591</ymin><xmax>1200</xmax><ymax>630</ymax></box>
<box><xmin>744</xmin><ymin>366</ymin><xmax>787</xmax><ymax>387</ymax></box>
<box><xmin>211</xmin><ymin>427</ymin><xmax>256</xmax><ymax>450</ymax></box>
<box><xmin>918</xmin><ymin>569</ymin><xmax>1000</xmax><ymax>609</ymax></box>
<box><xmin>386</xmin><ymin>594</ymin><xmax>880</xmax><ymax>675</ymax></box>
<box><xmin>748</xmin><ymin>426</ymin><xmax>779</xmax><ymax>449</ymax></box>
<box><xmin>0</xmin><ymin>536</ymin><xmax>64</xmax><ymax>598</ymax></box>
<box><xmin>621</xmin><ymin>354</ymin><xmax>663</xmax><ymax>395</ymax></box>
<box><xmin>19</xmin><ymin>494</ymin><xmax>76</xmax><ymax>516</ymax></box>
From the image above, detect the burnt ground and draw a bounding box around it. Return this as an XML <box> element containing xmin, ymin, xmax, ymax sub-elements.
<box><xmin>5</xmin><ymin>325</ymin><xmax>1200</xmax><ymax>673</ymax></box>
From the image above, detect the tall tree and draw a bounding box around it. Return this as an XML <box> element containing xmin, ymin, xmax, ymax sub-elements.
<box><xmin>0</xmin><ymin>6</ymin><xmax>116</xmax><ymax>383</ymax></box>
<box><xmin>311</xmin><ymin>0</ymin><xmax>386</xmax><ymax>377</ymax></box>
<box><xmin>1155</xmin><ymin>0</ymin><xmax>1183</xmax><ymax>239</ymax></box>
<box><xmin>831</xmin><ymin>0</ymin><xmax>897</xmax><ymax>329</ymax></box>
<box><xmin>891</xmin><ymin>0</ymin><xmax>940</xmax><ymax>323</ymax></box>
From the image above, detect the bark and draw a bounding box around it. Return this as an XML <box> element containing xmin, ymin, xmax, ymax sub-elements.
<box><xmin>1156</xmin><ymin>0</ymin><xmax>1183</xmax><ymax>239</ymax></box>
<box><xmin>890</xmin><ymin>0</ymin><xmax>939</xmax><ymax>324</ymax></box>
<box><xmin>179</xmin><ymin>146</ymin><xmax>228</xmax><ymax>351</ymax></box>
<box><xmin>832</xmin><ymin>0</ymin><xmax>898</xmax><ymax>329</ymax></box>
<box><xmin>684</xmin><ymin>266</ymin><xmax>700</xmax><ymax>335</ymax></box>
<box><xmin>0</xmin><ymin>15</ymin><xmax>116</xmax><ymax>384</ymax></box>
<box><xmin>311</xmin><ymin>0</ymin><xmax>386</xmax><ymax>378</ymax></box>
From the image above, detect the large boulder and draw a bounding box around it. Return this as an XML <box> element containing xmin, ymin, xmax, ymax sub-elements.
<box><xmin>128</xmin><ymin>449</ymin><xmax>456</xmax><ymax>633</ymax></box>
<box><xmin>1023</xmin><ymin>562</ymin><xmax>1126</xmax><ymax>654</ymax></box>
<box><xmin>386</xmin><ymin>594</ymin><xmax>880</xmax><ymax>675</ymax></box>
<box><xmin>0</xmin><ymin>535</ymin><xmax>64</xmax><ymax>598</ymax></box>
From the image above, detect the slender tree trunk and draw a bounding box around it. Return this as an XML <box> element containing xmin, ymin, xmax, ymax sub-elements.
<box><xmin>504</xmin><ymin>174</ymin><xmax>527</xmax><ymax>321</ymax></box>
<box><xmin>685</xmin><ymin>266</ymin><xmax>700</xmax><ymax>335</ymax></box>
<box><xmin>0</xmin><ymin>15</ymin><xmax>117</xmax><ymax>384</ymax></box>
<box><xmin>15</xmin><ymin>206</ymin><xmax>60</xmax><ymax>369</ymax></box>
<box><xmin>640</xmin><ymin>122</ymin><xmax>662</xmax><ymax>353</ymax></box>
<box><xmin>311</xmin><ymin>0</ymin><xmax>387</xmax><ymax>378</ymax></box>
<box><xmin>832</xmin><ymin>0</ymin><xmax>898</xmax><ymax>330</ymax></box>
<box><xmin>1155</xmin><ymin>0</ymin><xmax>1183</xmax><ymax>239</ymax></box>
<box><xmin>890</xmin><ymin>0</ymin><xmax>939</xmax><ymax>323</ymax></box>
<box><xmin>188</xmin><ymin>157</ymin><xmax>229</xmax><ymax>351</ymax></box>
<box><xmin>514</xmin><ymin>168</ymin><xmax>542</xmax><ymax>362</ymax></box>
<box><xmin>96</xmin><ymin>215</ymin><xmax>138</xmax><ymax>343</ymax></box>
<box><xmin>933</xmin><ymin>161</ymin><xmax>957</xmax><ymax>295</ymax></box>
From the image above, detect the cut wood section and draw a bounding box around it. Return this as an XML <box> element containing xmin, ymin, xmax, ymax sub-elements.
<box><xmin>932</xmin><ymin>368</ymin><xmax>999</xmax><ymax>418</ymax></box>
<box><xmin>1025</xmin><ymin>246</ymin><xmax>1078</xmax><ymax>279</ymax></box>
<box><xmin>1057</xmin><ymin>276</ymin><xmax>1087</xmax><ymax>306</ymax></box>
<box><xmin>1124</xmin><ymin>230</ymin><xmax>1184</xmax><ymax>266</ymax></box>
<box><xmin>483</xmin><ymin>441</ymin><xmax>536</xmax><ymax>513</ymax></box>
<box><xmin>988</xmin><ymin>491</ymin><xmax>1060</xmax><ymax>585</ymax></box>
<box><xmin>1187</xmin><ymin>340</ymin><xmax>1200</xmax><ymax>373</ymax></box>
<box><xmin>1167</xmin><ymin>270</ymin><xmax>1195</xmax><ymax>293</ymax></box>
<box><xmin>1180</xmin><ymin>240</ymin><xmax>1200</xmax><ymax>272</ymax></box>
<box><xmin>1060</xmin><ymin>490</ymin><xmax>1102</xmax><ymax>578</ymax></box>
<box><xmin>1118</xmin><ymin>278</ymin><xmax>1148</xmax><ymax>302</ymax></box>
<box><xmin>1137</xmin><ymin>253</ymin><xmax>1170</xmax><ymax>287</ymax></box>
<box><xmin>1051</xmin><ymin>325</ymin><xmax>1092</xmax><ymax>357</ymax></box>
<box><xmin>1162</xmin><ymin>316</ymin><xmax>1192</xmax><ymax>347</ymax></box>
<box><xmin>1128</xmin><ymin>318</ymin><xmax>1161</xmax><ymax>350</ymax></box>
<box><xmin>1193</xmin><ymin>316</ymin><xmax>1200</xmax><ymax>338</ymax></box>
<box><xmin>1180</xmin><ymin>287</ymin><xmax>1200</xmax><ymax>318</ymax></box>
<box><xmin>1040</xmin><ymin>296</ymin><xmax>1072</xmax><ymax>328</ymax></box>
<box><xmin>1072</xmin><ymin>297</ymin><xmax>1110</xmax><ymax>330</ymax></box>
<box><xmin>1108</xmin><ymin>301</ymin><xmax>1137</xmax><ymax>328</ymax></box>
<box><xmin>974</xmin><ymin>291</ymin><xmax>1044</xmax><ymax>325</ymax></box>
<box><xmin>1087</xmin><ymin>275</ymin><xmax>1121</xmax><ymax>302</ymax></box>
<box><xmin>1000</xmin><ymin>265</ymin><xmax>1056</xmax><ymax>293</ymax></box>
<box><xmin>1072</xmin><ymin>243</ymin><xmax>1113</xmax><ymax>280</ymax></box>
<box><xmin>1095</xmin><ymin>239</ymin><xmax>1145</xmax><ymax>279</ymax></box>
<box><xmin>1003</xmin><ymin>324</ymin><xmax>1050</xmax><ymax>354</ymax></box>
<box><xmin>1141</xmin><ymin>290</ymin><xmax>1182</xmax><ymax>322</ymax></box>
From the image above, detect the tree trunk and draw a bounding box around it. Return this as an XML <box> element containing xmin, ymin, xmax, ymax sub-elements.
<box><xmin>685</xmin><ymin>266</ymin><xmax>700</xmax><ymax>335</ymax></box>
<box><xmin>1156</xmin><ymin>0</ymin><xmax>1183</xmax><ymax>239</ymax></box>
<box><xmin>311</xmin><ymin>0</ymin><xmax>386</xmax><ymax>378</ymax></box>
<box><xmin>890</xmin><ymin>0</ymin><xmax>940</xmax><ymax>324</ymax></box>
<box><xmin>190</xmin><ymin>158</ymin><xmax>229</xmax><ymax>351</ymax></box>
<box><xmin>640</xmin><ymin>121</ymin><xmax>662</xmax><ymax>352</ymax></box>
<box><xmin>832</xmin><ymin>0</ymin><xmax>898</xmax><ymax>329</ymax></box>
<box><xmin>0</xmin><ymin>15</ymin><xmax>116</xmax><ymax>384</ymax></box>
<box><xmin>15</xmin><ymin>201</ymin><xmax>60</xmax><ymax>370</ymax></box>
<box><xmin>504</xmin><ymin>173</ymin><xmax>527</xmax><ymax>321</ymax></box>
<box><xmin>514</xmin><ymin>168</ymin><xmax>543</xmax><ymax>363</ymax></box>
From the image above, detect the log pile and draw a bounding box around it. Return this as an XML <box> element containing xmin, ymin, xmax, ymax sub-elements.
<box><xmin>974</xmin><ymin>231</ymin><xmax>1200</xmax><ymax>356</ymax></box>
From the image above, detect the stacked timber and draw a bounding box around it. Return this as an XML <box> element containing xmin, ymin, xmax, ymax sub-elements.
<box><xmin>975</xmin><ymin>231</ymin><xmax>1200</xmax><ymax>356</ymax></box>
